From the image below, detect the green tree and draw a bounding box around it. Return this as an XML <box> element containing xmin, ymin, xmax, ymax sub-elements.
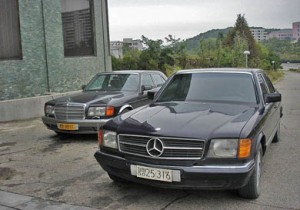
<box><xmin>138</xmin><ymin>36</ymin><xmax>163</xmax><ymax>70</ymax></box>
<box><xmin>223</xmin><ymin>14</ymin><xmax>258</xmax><ymax>62</ymax></box>
<box><xmin>232</xmin><ymin>33</ymin><xmax>249</xmax><ymax>67</ymax></box>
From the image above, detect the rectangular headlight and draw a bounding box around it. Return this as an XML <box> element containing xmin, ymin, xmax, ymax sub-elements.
<box><xmin>208</xmin><ymin>139</ymin><xmax>238</xmax><ymax>158</ymax></box>
<box><xmin>88</xmin><ymin>107</ymin><xmax>106</xmax><ymax>117</ymax></box>
<box><xmin>103</xmin><ymin>130</ymin><xmax>117</xmax><ymax>149</ymax></box>
<box><xmin>45</xmin><ymin>105</ymin><xmax>55</xmax><ymax>115</ymax></box>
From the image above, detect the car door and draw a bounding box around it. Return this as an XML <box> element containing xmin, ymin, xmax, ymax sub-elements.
<box><xmin>257</xmin><ymin>73</ymin><xmax>278</xmax><ymax>146</ymax></box>
<box><xmin>263</xmin><ymin>73</ymin><xmax>281</xmax><ymax>144</ymax></box>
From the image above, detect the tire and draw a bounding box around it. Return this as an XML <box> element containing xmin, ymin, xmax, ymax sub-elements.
<box><xmin>238</xmin><ymin>144</ymin><xmax>263</xmax><ymax>199</ymax></box>
<box><xmin>272</xmin><ymin>123</ymin><xmax>280</xmax><ymax>143</ymax></box>
<box><xmin>108</xmin><ymin>173</ymin><xmax>128</xmax><ymax>183</ymax></box>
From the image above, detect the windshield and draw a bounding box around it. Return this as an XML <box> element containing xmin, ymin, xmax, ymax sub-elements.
<box><xmin>156</xmin><ymin>72</ymin><xmax>257</xmax><ymax>104</ymax></box>
<box><xmin>85</xmin><ymin>74</ymin><xmax>139</xmax><ymax>91</ymax></box>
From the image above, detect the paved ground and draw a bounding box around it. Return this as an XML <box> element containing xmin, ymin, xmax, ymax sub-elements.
<box><xmin>0</xmin><ymin>71</ymin><xmax>299</xmax><ymax>210</ymax></box>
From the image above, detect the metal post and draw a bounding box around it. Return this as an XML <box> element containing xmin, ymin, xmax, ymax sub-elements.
<box><xmin>272</xmin><ymin>61</ymin><xmax>275</xmax><ymax>71</ymax></box>
<box><xmin>243</xmin><ymin>51</ymin><xmax>250</xmax><ymax>68</ymax></box>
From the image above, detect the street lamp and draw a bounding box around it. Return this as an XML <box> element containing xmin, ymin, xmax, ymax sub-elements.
<box><xmin>243</xmin><ymin>50</ymin><xmax>250</xmax><ymax>68</ymax></box>
<box><xmin>272</xmin><ymin>61</ymin><xmax>275</xmax><ymax>71</ymax></box>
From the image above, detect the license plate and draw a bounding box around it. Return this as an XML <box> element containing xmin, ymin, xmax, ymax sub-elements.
<box><xmin>57</xmin><ymin>123</ymin><xmax>79</xmax><ymax>131</ymax></box>
<box><xmin>130</xmin><ymin>165</ymin><xmax>181</xmax><ymax>182</ymax></box>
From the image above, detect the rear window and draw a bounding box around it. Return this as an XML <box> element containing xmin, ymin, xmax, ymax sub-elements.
<box><xmin>156</xmin><ymin>72</ymin><xmax>257</xmax><ymax>104</ymax></box>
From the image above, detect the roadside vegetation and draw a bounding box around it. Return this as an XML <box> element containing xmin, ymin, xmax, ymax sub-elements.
<box><xmin>289</xmin><ymin>69</ymin><xmax>300</xmax><ymax>73</ymax></box>
<box><xmin>112</xmin><ymin>14</ymin><xmax>288</xmax><ymax>80</ymax></box>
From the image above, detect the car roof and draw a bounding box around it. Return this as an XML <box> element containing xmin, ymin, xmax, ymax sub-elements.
<box><xmin>98</xmin><ymin>70</ymin><xmax>162</xmax><ymax>74</ymax></box>
<box><xmin>176</xmin><ymin>68</ymin><xmax>263</xmax><ymax>74</ymax></box>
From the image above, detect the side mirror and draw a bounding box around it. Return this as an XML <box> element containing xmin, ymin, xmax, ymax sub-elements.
<box><xmin>81</xmin><ymin>84</ymin><xmax>86</xmax><ymax>90</ymax></box>
<box><xmin>142</xmin><ymin>85</ymin><xmax>153</xmax><ymax>92</ymax></box>
<box><xmin>147</xmin><ymin>90</ymin><xmax>157</xmax><ymax>100</ymax></box>
<box><xmin>265</xmin><ymin>93</ymin><xmax>281</xmax><ymax>103</ymax></box>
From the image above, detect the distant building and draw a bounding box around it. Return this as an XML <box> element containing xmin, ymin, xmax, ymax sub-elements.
<box><xmin>110</xmin><ymin>38</ymin><xmax>143</xmax><ymax>58</ymax></box>
<box><xmin>250</xmin><ymin>28</ymin><xmax>269</xmax><ymax>41</ymax></box>
<box><xmin>110</xmin><ymin>41</ymin><xmax>123</xmax><ymax>58</ymax></box>
<box><xmin>268</xmin><ymin>29</ymin><xmax>293</xmax><ymax>41</ymax></box>
<box><xmin>123</xmin><ymin>38</ymin><xmax>143</xmax><ymax>51</ymax></box>
<box><xmin>292</xmin><ymin>22</ymin><xmax>300</xmax><ymax>42</ymax></box>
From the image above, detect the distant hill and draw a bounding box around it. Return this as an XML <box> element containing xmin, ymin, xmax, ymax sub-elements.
<box><xmin>184</xmin><ymin>28</ymin><xmax>232</xmax><ymax>51</ymax></box>
<box><xmin>184</xmin><ymin>27</ymin><xmax>281</xmax><ymax>51</ymax></box>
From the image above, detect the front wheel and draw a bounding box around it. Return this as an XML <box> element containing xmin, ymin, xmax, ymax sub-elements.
<box><xmin>238</xmin><ymin>144</ymin><xmax>263</xmax><ymax>199</ymax></box>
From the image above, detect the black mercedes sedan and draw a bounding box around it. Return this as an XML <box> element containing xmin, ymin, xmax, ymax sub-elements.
<box><xmin>42</xmin><ymin>70</ymin><xmax>167</xmax><ymax>134</ymax></box>
<box><xmin>94</xmin><ymin>68</ymin><xmax>282</xmax><ymax>199</ymax></box>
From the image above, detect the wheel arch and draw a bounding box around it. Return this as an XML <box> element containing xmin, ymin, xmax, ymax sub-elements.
<box><xmin>118</xmin><ymin>104</ymin><xmax>133</xmax><ymax>114</ymax></box>
<box><xmin>256</xmin><ymin>132</ymin><xmax>266</xmax><ymax>156</ymax></box>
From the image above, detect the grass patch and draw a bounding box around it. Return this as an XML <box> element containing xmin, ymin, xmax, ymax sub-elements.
<box><xmin>265</xmin><ymin>70</ymin><xmax>285</xmax><ymax>83</ymax></box>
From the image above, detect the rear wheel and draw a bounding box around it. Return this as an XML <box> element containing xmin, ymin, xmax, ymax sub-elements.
<box><xmin>238</xmin><ymin>144</ymin><xmax>263</xmax><ymax>199</ymax></box>
<box><xmin>272</xmin><ymin>123</ymin><xmax>281</xmax><ymax>143</ymax></box>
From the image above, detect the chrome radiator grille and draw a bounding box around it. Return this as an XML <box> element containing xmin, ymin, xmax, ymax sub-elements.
<box><xmin>118</xmin><ymin>134</ymin><xmax>205</xmax><ymax>160</ymax></box>
<box><xmin>55</xmin><ymin>103</ymin><xmax>85</xmax><ymax>120</ymax></box>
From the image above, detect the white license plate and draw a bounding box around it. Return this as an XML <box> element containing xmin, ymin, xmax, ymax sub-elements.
<box><xmin>131</xmin><ymin>165</ymin><xmax>181</xmax><ymax>182</ymax></box>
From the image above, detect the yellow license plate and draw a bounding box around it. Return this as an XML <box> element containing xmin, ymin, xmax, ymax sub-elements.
<box><xmin>57</xmin><ymin>123</ymin><xmax>79</xmax><ymax>131</ymax></box>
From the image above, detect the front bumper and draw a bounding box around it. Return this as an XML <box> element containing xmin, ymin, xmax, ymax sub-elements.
<box><xmin>94</xmin><ymin>150</ymin><xmax>255</xmax><ymax>190</ymax></box>
<box><xmin>42</xmin><ymin>116</ymin><xmax>110</xmax><ymax>134</ymax></box>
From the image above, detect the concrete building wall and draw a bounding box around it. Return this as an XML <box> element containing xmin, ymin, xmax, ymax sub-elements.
<box><xmin>0</xmin><ymin>0</ymin><xmax>48</xmax><ymax>101</ymax></box>
<box><xmin>0</xmin><ymin>0</ymin><xmax>111</xmax><ymax>101</ymax></box>
<box><xmin>268</xmin><ymin>29</ymin><xmax>293</xmax><ymax>41</ymax></box>
<box><xmin>292</xmin><ymin>22</ymin><xmax>300</xmax><ymax>41</ymax></box>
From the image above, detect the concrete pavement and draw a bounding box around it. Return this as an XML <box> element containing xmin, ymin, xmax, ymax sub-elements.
<box><xmin>0</xmin><ymin>71</ymin><xmax>299</xmax><ymax>210</ymax></box>
<box><xmin>0</xmin><ymin>190</ymin><xmax>97</xmax><ymax>210</ymax></box>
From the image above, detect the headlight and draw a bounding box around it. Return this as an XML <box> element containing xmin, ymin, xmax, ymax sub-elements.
<box><xmin>45</xmin><ymin>105</ymin><xmax>55</xmax><ymax>115</ymax></box>
<box><xmin>102</xmin><ymin>130</ymin><xmax>117</xmax><ymax>149</ymax></box>
<box><xmin>88</xmin><ymin>107</ymin><xmax>106</xmax><ymax>117</ymax></box>
<box><xmin>208</xmin><ymin>139</ymin><xmax>238</xmax><ymax>158</ymax></box>
<box><xmin>88</xmin><ymin>106</ymin><xmax>114</xmax><ymax>117</ymax></box>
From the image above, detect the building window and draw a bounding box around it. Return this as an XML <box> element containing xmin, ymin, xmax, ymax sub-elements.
<box><xmin>61</xmin><ymin>0</ymin><xmax>96</xmax><ymax>57</ymax></box>
<box><xmin>0</xmin><ymin>0</ymin><xmax>22</xmax><ymax>60</ymax></box>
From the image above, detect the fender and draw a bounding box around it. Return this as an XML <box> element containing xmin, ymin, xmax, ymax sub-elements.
<box><xmin>255</xmin><ymin>132</ymin><xmax>266</xmax><ymax>155</ymax></box>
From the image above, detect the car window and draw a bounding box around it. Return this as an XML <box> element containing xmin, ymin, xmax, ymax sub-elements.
<box><xmin>151</xmin><ymin>73</ymin><xmax>166</xmax><ymax>87</ymax></box>
<box><xmin>263</xmin><ymin>74</ymin><xmax>275</xmax><ymax>93</ymax></box>
<box><xmin>157</xmin><ymin>73</ymin><xmax>257</xmax><ymax>104</ymax></box>
<box><xmin>257</xmin><ymin>74</ymin><xmax>269</xmax><ymax>95</ymax></box>
<box><xmin>141</xmin><ymin>73</ymin><xmax>154</xmax><ymax>87</ymax></box>
<box><xmin>85</xmin><ymin>74</ymin><xmax>139</xmax><ymax>91</ymax></box>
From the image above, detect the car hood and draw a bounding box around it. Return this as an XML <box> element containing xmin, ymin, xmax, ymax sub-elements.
<box><xmin>112</xmin><ymin>102</ymin><xmax>258</xmax><ymax>140</ymax></box>
<box><xmin>53</xmin><ymin>91</ymin><xmax>128</xmax><ymax>105</ymax></box>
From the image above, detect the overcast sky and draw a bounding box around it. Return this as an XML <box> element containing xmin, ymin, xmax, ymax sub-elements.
<box><xmin>108</xmin><ymin>0</ymin><xmax>300</xmax><ymax>41</ymax></box>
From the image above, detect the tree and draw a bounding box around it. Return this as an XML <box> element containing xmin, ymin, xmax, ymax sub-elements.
<box><xmin>223</xmin><ymin>14</ymin><xmax>258</xmax><ymax>61</ymax></box>
<box><xmin>138</xmin><ymin>36</ymin><xmax>163</xmax><ymax>70</ymax></box>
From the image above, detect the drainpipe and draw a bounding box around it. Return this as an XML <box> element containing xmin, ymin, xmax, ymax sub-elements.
<box><xmin>101</xmin><ymin>0</ymin><xmax>111</xmax><ymax>72</ymax></box>
<box><xmin>41</xmin><ymin>0</ymin><xmax>50</xmax><ymax>92</ymax></box>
